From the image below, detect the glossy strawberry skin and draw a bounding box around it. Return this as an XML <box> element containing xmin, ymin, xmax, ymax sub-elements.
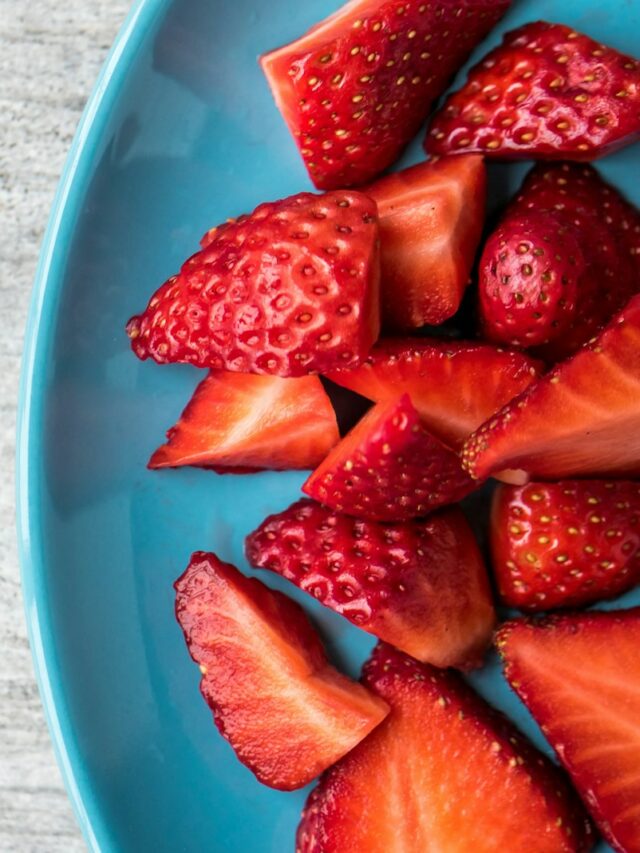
<box><xmin>462</xmin><ymin>294</ymin><xmax>640</xmax><ymax>482</ymax></box>
<box><xmin>174</xmin><ymin>552</ymin><xmax>388</xmax><ymax>791</ymax></box>
<box><xmin>491</xmin><ymin>481</ymin><xmax>640</xmax><ymax>611</ymax></box>
<box><xmin>303</xmin><ymin>394</ymin><xmax>477</xmax><ymax>521</ymax></box>
<box><xmin>127</xmin><ymin>191</ymin><xmax>380</xmax><ymax>376</ymax></box>
<box><xmin>326</xmin><ymin>338</ymin><xmax>542</xmax><ymax>449</ymax></box>
<box><xmin>368</xmin><ymin>155</ymin><xmax>486</xmax><ymax>328</ymax></box>
<box><xmin>297</xmin><ymin>643</ymin><xmax>593</xmax><ymax>853</ymax></box>
<box><xmin>246</xmin><ymin>500</ymin><xmax>495</xmax><ymax>669</ymax></box>
<box><xmin>426</xmin><ymin>21</ymin><xmax>640</xmax><ymax>160</ymax></box>
<box><xmin>498</xmin><ymin>610</ymin><xmax>640</xmax><ymax>853</ymax></box>
<box><xmin>261</xmin><ymin>0</ymin><xmax>511</xmax><ymax>189</ymax></box>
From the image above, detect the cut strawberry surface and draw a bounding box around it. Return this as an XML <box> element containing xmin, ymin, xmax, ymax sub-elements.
<box><xmin>174</xmin><ymin>553</ymin><xmax>388</xmax><ymax>791</ymax></box>
<box><xmin>491</xmin><ymin>481</ymin><xmax>640</xmax><ymax>611</ymax></box>
<box><xmin>127</xmin><ymin>190</ymin><xmax>380</xmax><ymax>376</ymax></box>
<box><xmin>303</xmin><ymin>394</ymin><xmax>477</xmax><ymax>521</ymax></box>
<box><xmin>463</xmin><ymin>294</ymin><xmax>640</xmax><ymax>482</ymax></box>
<box><xmin>426</xmin><ymin>21</ymin><xmax>640</xmax><ymax>160</ymax></box>
<box><xmin>261</xmin><ymin>0</ymin><xmax>511</xmax><ymax>189</ymax></box>
<box><xmin>246</xmin><ymin>500</ymin><xmax>494</xmax><ymax>669</ymax></box>
<box><xmin>498</xmin><ymin>610</ymin><xmax>640</xmax><ymax>853</ymax></box>
<box><xmin>298</xmin><ymin>644</ymin><xmax>593</xmax><ymax>853</ymax></box>
<box><xmin>149</xmin><ymin>371</ymin><xmax>340</xmax><ymax>472</ymax></box>
<box><xmin>368</xmin><ymin>155</ymin><xmax>486</xmax><ymax>328</ymax></box>
<box><xmin>326</xmin><ymin>339</ymin><xmax>542</xmax><ymax>449</ymax></box>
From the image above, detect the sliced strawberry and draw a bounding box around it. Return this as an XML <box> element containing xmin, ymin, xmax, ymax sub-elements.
<box><xmin>261</xmin><ymin>0</ymin><xmax>511</xmax><ymax>190</ymax></box>
<box><xmin>149</xmin><ymin>371</ymin><xmax>340</xmax><ymax>472</ymax></box>
<box><xmin>368</xmin><ymin>155</ymin><xmax>486</xmax><ymax>328</ymax></box>
<box><xmin>498</xmin><ymin>610</ymin><xmax>640</xmax><ymax>852</ymax></box>
<box><xmin>303</xmin><ymin>394</ymin><xmax>477</xmax><ymax>521</ymax></box>
<box><xmin>246</xmin><ymin>500</ymin><xmax>494</xmax><ymax>669</ymax></box>
<box><xmin>174</xmin><ymin>552</ymin><xmax>388</xmax><ymax>791</ymax></box>
<box><xmin>463</xmin><ymin>294</ymin><xmax>640</xmax><ymax>482</ymax></box>
<box><xmin>426</xmin><ymin>21</ymin><xmax>640</xmax><ymax>161</ymax></box>
<box><xmin>491</xmin><ymin>481</ymin><xmax>640</xmax><ymax>611</ymax></box>
<box><xmin>298</xmin><ymin>643</ymin><xmax>593</xmax><ymax>853</ymax></box>
<box><xmin>326</xmin><ymin>339</ymin><xmax>542</xmax><ymax>449</ymax></box>
<box><xmin>127</xmin><ymin>191</ymin><xmax>380</xmax><ymax>376</ymax></box>
<box><xmin>478</xmin><ymin>210</ymin><xmax>584</xmax><ymax>348</ymax></box>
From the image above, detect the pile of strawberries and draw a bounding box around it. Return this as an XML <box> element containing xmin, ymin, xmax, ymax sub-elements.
<box><xmin>127</xmin><ymin>2</ymin><xmax>640</xmax><ymax>851</ymax></box>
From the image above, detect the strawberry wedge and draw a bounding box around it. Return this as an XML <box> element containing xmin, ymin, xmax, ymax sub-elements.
<box><xmin>175</xmin><ymin>553</ymin><xmax>388</xmax><ymax>791</ymax></box>
<box><xmin>261</xmin><ymin>0</ymin><xmax>511</xmax><ymax>189</ymax></box>
<box><xmin>463</xmin><ymin>294</ymin><xmax>640</xmax><ymax>482</ymax></box>
<box><xmin>149</xmin><ymin>371</ymin><xmax>339</xmax><ymax>472</ymax></box>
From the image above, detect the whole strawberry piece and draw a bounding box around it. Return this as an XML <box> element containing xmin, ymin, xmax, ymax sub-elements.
<box><xmin>498</xmin><ymin>609</ymin><xmax>640</xmax><ymax>852</ymax></box>
<box><xmin>175</xmin><ymin>552</ymin><xmax>388</xmax><ymax>791</ymax></box>
<box><xmin>462</xmin><ymin>294</ymin><xmax>640</xmax><ymax>482</ymax></box>
<box><xmin>426</xmin><ymin>21</ymin><xmax>640</xmax><ymax>160</ymax></box>
<box><xmin>326</xmin><ymin>338</ymin><xmax>542</xmax><ymax>449</ymax></box>
<box><xmin>491</xmin><ymin>481</ymin><xmax>640</xmax><ymax>611</ymax></box>
<box><xmin>127</xmin><ymin>191</ymin><xmax>380</xmax><ymax>376</ymax></box>
<box><xmin>479</xmin><ymin>211</ymin><xmax>584</xmax><ymax>348</ymax></box>
<box><xmin>246</xmin><ymin>500</ymin><xmax>495</xmax><ymax>669</ymax></box>
<box><xmin>297</xmin><ymin>644</ymin><xmax>593</xmax><ymax>853</ymax></box>
<box><xmin>261</xmin><ymin>0</ymin><xmax>512</xmax><ymax>190</ymax></box>
<box><xmin>303</xmin><ymin>394</ymin><xmax>477</xmax><ymax>521</ymax></box>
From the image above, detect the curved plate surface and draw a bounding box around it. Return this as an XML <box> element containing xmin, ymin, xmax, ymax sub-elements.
<box><xmin>17</xmin><ymin>0</ymin><xmax>640</xmax><ymax>850</ymax></box>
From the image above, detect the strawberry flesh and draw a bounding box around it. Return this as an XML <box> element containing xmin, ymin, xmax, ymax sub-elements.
<box><xmin>149</xmin><ymin>371</ymin><xmax>340</xmax><ymax>472</ymax></box>
<box><xmin>326</xmin><ymin>339</ymin><xmax>542</xmax><ymax>449</ymax></box>
<box><xmin>426</xmin><ymin>21</ymin><xmax>640</xmax><ymax>160</ymax></box>
<box><xmin>127</xmin><ymin>191</ymin><xmax>380</xmax><ymax>376</ymax></box>
<box><xmin>463</xmin><ymin>294</ymin><xmax>640</xmax><ymax>482</ymax></box>
<box><xmin>246</xmin><ymin>500</ymin><xmax>495</xmax><ymax>669</ymax></box>
<box><xmin>491</xmin><ymin>481</ymin><xmax>640</xmax><ymax>611</ymax></box>
<box><xmin>298</xmin><ymin>643</ymin><xmax>593</xmax><ymax>853</ymax></box>
<box><xmin>368</xmin><ymin>155</ymin><xmax>486</xmax><ymax>328</ymax></box>
<box><xmin>498</xmin><ymin>609</ymin><xmax>640</xmax><ymax>853</ymax></box>
<box><xmin>303</xmin><ymin>394</ymin><xmax>477</xmax><ymax>521</ymax></box>
<box><xmin>174</xmin><ymin>552</ymin><xmax>388</xmax><ymax>791</ymax></box>
<box><xmin>261</xmin><ymin>0</ymin><xmax>511</xmax><ymax>189</ymax></box>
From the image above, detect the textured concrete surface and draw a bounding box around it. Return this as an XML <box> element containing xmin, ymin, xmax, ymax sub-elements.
<box><xmin>0</xmin><ymin>2</ymin><xmax>129</xmax><ymax>849</ymax></box>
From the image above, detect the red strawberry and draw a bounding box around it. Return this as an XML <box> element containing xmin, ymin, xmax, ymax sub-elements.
<box><xmin>127</xmin><ymin>191</ymin><xmax>380</xmax><ymax>376</ymax></box>
<box><xmin>462</xmin><ymin>294</ymin><xmax>640</xmax><ymax>482</ymax></box>
<box><xmin>326</xmin><ymin>339</ymin><xmax>542</xmax><ymax>449</ymax></box>
<box><xmin>368</xmin><ymin>155</ymin><xmax>486</xmax><ymax>328</ymax></box>
<box><xmin>491</xmin><ymin>481</ymin><xmax>640</xmax><ymax>611</ymax></box>
<box><xmin>498</xmin><ymin>609</ymin><xmax>640</xmax><ymax>853</ymax></box>
<box><xmin>303</xmin><ymin>394</ymin><xmax>477</xmax><ymax>521</ymax></box>
<box><xmin>426</xmin><ymin>21</ymin><xmax>640</xmax><ymax>161</ymax></box>
<box><xmin>261</xmin><ymin>0</ymin><xmax>511</xmax><ymax>190</ymax></box>
<box><xmin>246</xmin><ymin>500</ymin><xmax>495</xmax><ymax>669</ymax></box>
<box><xmin>478</xmin><ymin>211</ymin><xmax>585</xmax><ymax>348</ymax></box>
<box><xmin>298</xmin><ymin>643</ymin><xmax>593</xmax><ymax>853</ymax></box>
<box><xmin>149</xmin><ymin>371</ymin><xmax>340</xmax><ymax>472</ymax></box>
<box><xmin>174</xmin><ymin>552</ymin><xmax>388</xmax><ymax>791</ymax></box>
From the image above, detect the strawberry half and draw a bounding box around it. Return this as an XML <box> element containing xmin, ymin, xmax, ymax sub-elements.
<box><xmin>127</xmin><ymin>191</ymin><xmax>380</xmax><ymax>376</ymax></box>
<box><xmin>491</xmin><ymin>481</ymin><xmax>640</xmax><ymax>611</ymax></box>
<box><xmin>326</xmin><ymin>339</ymin><xmax>542</xmax><ymax>449</ymax></box>
<box><xmin>368</xmin><ymin>155</ymin><xmax>486</xmax><ymax>328</ymax></box>
<box><xmin>149</xmin><ymin>371</ymin><xmax>340</xmax><ymax>472</ymax></box>
<box><xmin>298</xmin><ymin>643</ymin><xmax>593</xmax><ymax>853</ymax></box>
<box><xmin>426</xmin><ymin>21</ymin><xmax>640</xmax><ymax>161</ymax></box>
<box><xmin>498</xmin><ymin>609</ymin><xmax>640</xmax><ymax>853</ymax></box>
<box><xmin>261</xmin><ymin>0</ymin><xmax>511</xmax><ymax>189</ymax></box>
<box><xmin>174</xmin><ymin>552</ymin><xmax>388</xmax><ymax>791</ymax></box>
<box><xmin>246</xmin><ymin>500</ymin><xmax>495</xmax><ymax>669</ymax></box>
<box><xmin>462</xmin><ymin>294</ymin><xmax>640</xmax><ymax>482</ymax></box>
<box><xmin>303</xmin><ymin>394</ymin><xmax>477</xmax><ymax>521</ymax></box>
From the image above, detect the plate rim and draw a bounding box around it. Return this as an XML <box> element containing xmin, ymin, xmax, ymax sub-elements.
<box><xmin>15</xmin><ymin>1</ymin><xmax>171</xmax><ymax>849</ymax></box>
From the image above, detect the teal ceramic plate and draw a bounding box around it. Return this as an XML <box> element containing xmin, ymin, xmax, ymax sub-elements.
<box><xmin>17</xmin><ymin>0</ymin><xmax>640</xmax><ymax>850</ymax></box>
